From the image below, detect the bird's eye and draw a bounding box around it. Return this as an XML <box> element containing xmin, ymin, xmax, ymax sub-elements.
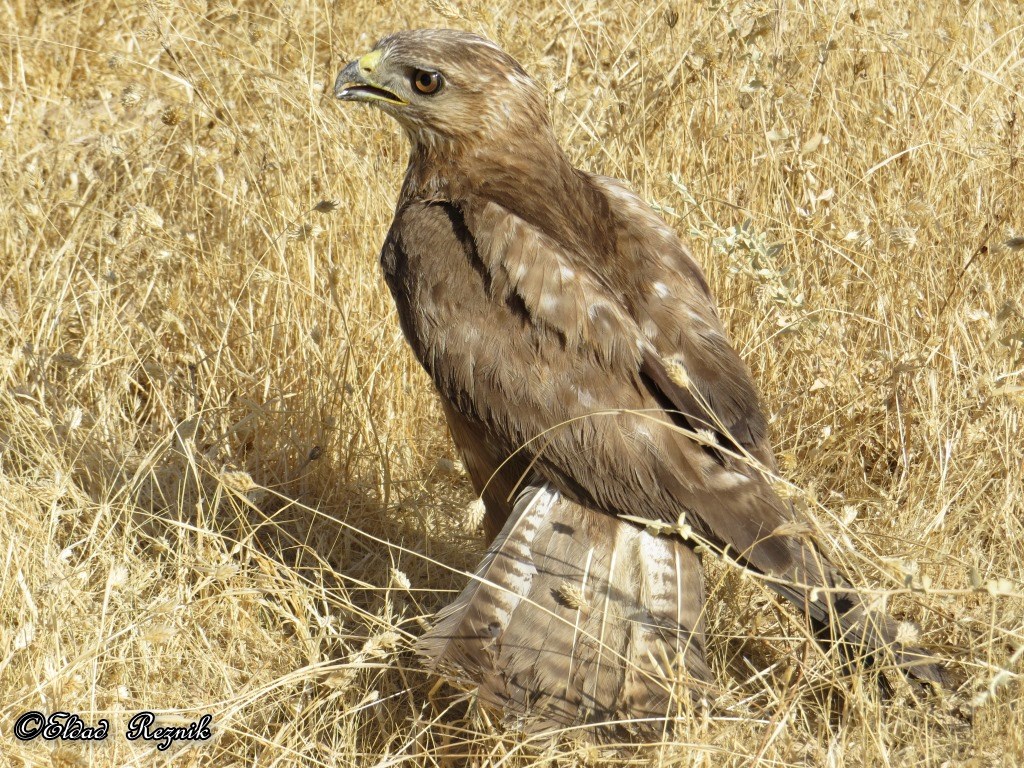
<box><xmin>411</xmin><ymin>70</ymin><xmax>443</xmax><ymax>95</ymax></box>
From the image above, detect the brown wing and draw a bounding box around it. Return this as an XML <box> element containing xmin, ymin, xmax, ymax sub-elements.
<box><xmin>590</xmin><ymin>175</ymin><xmax>777</xmax><ymax>470</ymax></box>
<box><xmin>417</xmin><ymin>482</ymin><xmax>713</xmax><ymax>736</ymax></box>
<box><xmin>453</xmin><ymin>193</ymin><xmax>799</xmax><ymax>573</ymax></box>
<box><xmin>385</xmin><ymin>195</ymin><xmax>950</xmax><ymax>689</ymax></box>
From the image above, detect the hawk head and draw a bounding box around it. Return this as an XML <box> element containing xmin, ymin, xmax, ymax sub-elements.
<box><xmin>334</xmin><ymin>29</ymin><xmax>607</xmax><ymax>270</ymax></box>
<box><xmin>334</xmin><ymin>29</ymin><xmax>549</xmax><ymax>153</ymax></box>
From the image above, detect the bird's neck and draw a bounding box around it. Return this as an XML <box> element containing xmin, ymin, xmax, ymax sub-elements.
<box><xmin>400</xmin><ymin>133</ymin><xmax>614</xmax><ymax>258</ymax></box>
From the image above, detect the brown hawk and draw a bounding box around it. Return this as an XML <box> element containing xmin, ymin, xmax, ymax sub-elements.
<box><xmin>334</xmin><ymin>29</ymin><xmax>948</xmax><ymax>736</ymax></box>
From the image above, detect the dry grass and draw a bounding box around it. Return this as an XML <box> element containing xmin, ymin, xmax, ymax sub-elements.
<box><xmin>1</xmin><ymin>0</ymin><xmax>1022</xmax><ymax>764</ymax></box>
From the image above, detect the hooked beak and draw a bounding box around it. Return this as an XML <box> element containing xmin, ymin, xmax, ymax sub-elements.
<box><xmin>334</xmin><ymin>50</ymin><xmax>407</xmax><ymax>106</ymax></box>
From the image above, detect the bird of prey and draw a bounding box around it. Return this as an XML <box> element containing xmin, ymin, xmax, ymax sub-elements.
<box><xmin>334</xmin><ymin>29</ymin><xmax>948</xmax><ymax>736</ymax></box>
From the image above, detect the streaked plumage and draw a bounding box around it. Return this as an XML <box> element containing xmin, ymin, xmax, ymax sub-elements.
<box><xmin>335</xmin><ymin>29</ymin><xmax>949</xmax><ymax>737</ymax></box>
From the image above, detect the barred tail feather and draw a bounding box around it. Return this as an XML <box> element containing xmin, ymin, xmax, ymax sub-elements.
<box><xmin>417</xmin><ymin>484</ymin><xmax>714</xmax><ymax>736</ymax></box>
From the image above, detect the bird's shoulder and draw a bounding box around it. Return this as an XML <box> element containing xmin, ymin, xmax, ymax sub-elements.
<box><xmin>464</xmin><ymin>175</ymin><xmax>775</xmax><ymax>464</ymax></box>
<box><xmin>592</xmin><ymin>176</ymin><xmax>775</xmax><ymax>463</ymax></box>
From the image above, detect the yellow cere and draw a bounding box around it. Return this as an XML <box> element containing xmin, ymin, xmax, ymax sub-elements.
<box><xmin>358</xmin><ymin>49</ymin><xmax>383</xmax><ymax>74</ymax></box>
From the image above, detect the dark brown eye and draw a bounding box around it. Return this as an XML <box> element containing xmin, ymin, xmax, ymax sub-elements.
<box><xmin>412</xmin><ymin>70</ymin><xmax>443</xmax><ymax>95</ymax></box>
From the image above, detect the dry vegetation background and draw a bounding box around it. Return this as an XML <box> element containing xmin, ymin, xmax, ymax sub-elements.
<box><xmin>1</xmin><ymin>0</ymin><xmax>1023</xmax><ymax>764</ymax></box>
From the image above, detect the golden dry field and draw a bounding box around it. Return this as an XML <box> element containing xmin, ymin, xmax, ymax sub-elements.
<box><xmin>2</xmin><ymin>0</ymin><xmax>1023</xmax><ymax>764</ymax></box>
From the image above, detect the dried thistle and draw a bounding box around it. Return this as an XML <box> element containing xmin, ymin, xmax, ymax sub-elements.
<box><xmin>389</xmin><ymin>568</ymin><xmax>411</xmax><ymax>592</ymax></box>
<box><xmin>161</xmin><ymin>105</ymin><xmax>185</xmax><ymax>126</ymax></box>
<box><xmin>120</xmin><ymin>83</ymin><xmax>143</xmax><ymax>108</ymax></box>
<box><xmin>314</xmin><ymin>199</ymin><xmax>340</xmax><ymax>214</ymax></box>
<box><xmin>894</xmin><ymin>621</ymin><xmax>921</xmax><ymax>646</ymax></box>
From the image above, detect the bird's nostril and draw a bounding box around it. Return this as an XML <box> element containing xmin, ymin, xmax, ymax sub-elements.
<box><xmin>357</xmin><ymin>50</ymin><xmax>382</xmax><ymax>76</ymax></box>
